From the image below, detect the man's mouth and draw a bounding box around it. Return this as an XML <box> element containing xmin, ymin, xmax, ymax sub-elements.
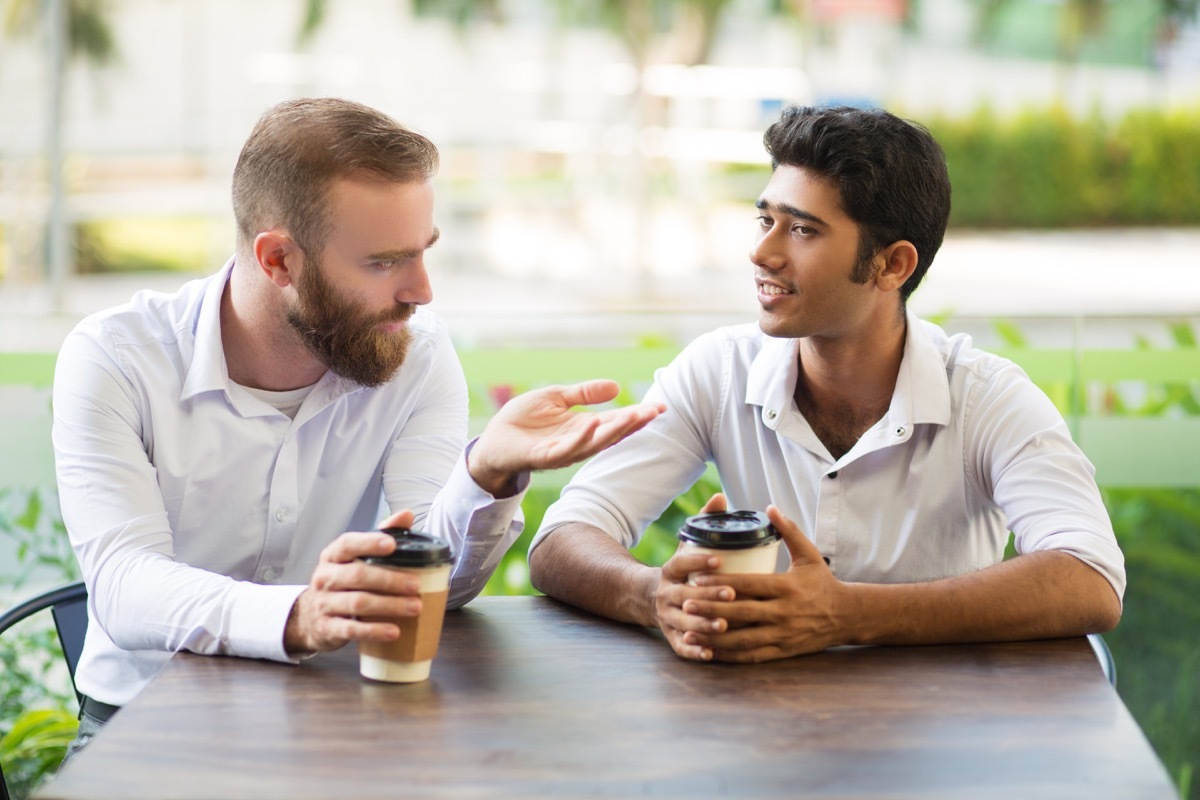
<box><xmin>756</xmin><ymin>279</ymin><xmax>795</xmax><ymax>299</ymax></box>
<box><xmin>378</xmin><ymin>306</ymin><xmax>415</xmax><ymax>332</ymax></box>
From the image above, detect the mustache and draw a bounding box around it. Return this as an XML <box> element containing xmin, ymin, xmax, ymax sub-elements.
<box><xmin>376</xmin><ymin>304</ymin><xmax>415</xmax><ymax>325</ymax></box>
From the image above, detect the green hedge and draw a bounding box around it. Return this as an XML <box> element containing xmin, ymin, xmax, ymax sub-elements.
<box><xmin>718</xmin><ymin>104</ymin><xmax>1200</xmax><ymax>229</ymax></box>
<box><xmin>930</xmin><ymin>105</ymin><xmax>1200</xmax><ymax>228</ymax></box>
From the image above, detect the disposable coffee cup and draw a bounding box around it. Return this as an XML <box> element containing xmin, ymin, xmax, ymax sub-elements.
<box><xmin>677</xmin><ymin>510</ymin><xmax>781</xmax><ymax>584</ymax></box>
<box><xmin>356</xmin><ymin>527</ymin><xmax>453</xmax><ymax>683</ymax></box>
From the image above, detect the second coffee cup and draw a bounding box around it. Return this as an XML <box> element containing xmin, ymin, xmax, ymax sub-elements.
<box><xmin>356</xmin><ymin>527</ymin><xmax>453</xmax><ymax>683</ymax></box>
<box><xmin>677</xmin><ymin>510</ymin><xmax>781</xmax><ymax>583</ymax></box>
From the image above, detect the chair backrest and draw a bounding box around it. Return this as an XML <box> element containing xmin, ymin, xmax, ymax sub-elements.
<box><xmin>0</xmin><ymin>581</ymin><xmax>89</xmax><ymax>701</ymax></box>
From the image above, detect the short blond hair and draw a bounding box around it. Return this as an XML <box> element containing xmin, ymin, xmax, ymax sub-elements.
<box><xmin>231</xmin><ymin>97</ymin><xmax>439</xmax><ymax>256</ymax></box>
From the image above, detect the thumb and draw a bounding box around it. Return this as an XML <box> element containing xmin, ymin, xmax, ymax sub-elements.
<box><xmin>699</xmin><ymin>492</ymin><xmax>727</xmax><ymax>514</ymax></box>
<box><xmin>766</xmin><ymin>505</ymin><xmax>823</xmax><ymax>568</ymax></box>
<box><xmin>377</xmin><ymin>509</ymin><xmax>415</xmax><ymax>532</ymax></box>
<box><xmin>556</xmin><ymin>379</ymin><xmax>620</xmax><ymax>409</ymax></box>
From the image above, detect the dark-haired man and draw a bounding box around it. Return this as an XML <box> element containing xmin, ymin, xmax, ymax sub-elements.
<box><xmin>53</xmin><ymin>98</ymin><xmax>663</xmax><ymax>754</ymax></box>
<box><xmin>529</xmin><ymin>105</ymin><xmax>1124</xmax><ymax>662</ymax></box>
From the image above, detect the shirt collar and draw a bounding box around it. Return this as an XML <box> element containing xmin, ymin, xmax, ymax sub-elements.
<box><xmin>180</xmin><ymin>258</ymin><xmax>236</xmax><ymax>402</ymax></box>
<box><xmin>890</xmin><ymin>309</ymin><xmax>952</xmax><ymax>429</ymax></box>
<box><xmin>742</xmin><ymin>309</ymin><xmax>952</xmax><ymax>429</ymax></box>
<box><xmin>744</xmin><ymin>332</ymin><xmax>799</xmax><ymax>416</ymax></box>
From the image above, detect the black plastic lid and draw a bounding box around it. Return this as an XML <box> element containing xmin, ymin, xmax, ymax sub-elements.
<box><xmin>677</xmin><ymin>511</ymin><xmax>779</xmax><ymax>549</ymax></box>
<box><xmin>361</xmin><ymin>527</ymin><xmax>453</xmax><ymax>568</ymax></box>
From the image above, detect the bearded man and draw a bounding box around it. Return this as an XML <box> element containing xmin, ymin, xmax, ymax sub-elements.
<box><xmin>52</xmin><ymin>98</ymin><xmax>663</xmax><ymax>758</ymax></box>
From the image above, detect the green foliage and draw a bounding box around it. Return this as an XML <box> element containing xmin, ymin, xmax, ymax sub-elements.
<box><xmin>0</xmin><ymin>489</ymin><xmax>79</xmax><ymax>590</ymax></box>
<box><xmin>1</xmin><ymin>0</ymin><xmax>117</xmax><ymax>66</ymax></box>
<box><xmin>1</xmin><ymin>488</ymin><xmax>80</xmax><ymax>800</ymax></box>
<box><xmin>74</xmin><ymin>217</ymin><xmax>215</xmax><ymax>275</ymax></box>
<box><xmin>0</xmin><ymin>708</ymin><xmax>77</xmax><ymax>798</ymax></box>
<box><xmin>929</xmin><ymin>104</ymin><xmax>1200</xmax><ymax>228</ymax></box>
<box><xmin>1104</xmin><ymin>487</ymin><xmax>1200</xmax><ymax>799</ymax></box>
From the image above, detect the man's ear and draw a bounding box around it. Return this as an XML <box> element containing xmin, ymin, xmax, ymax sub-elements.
<box><xmin>253</xmin><ymin>230</ymin><xmax>300</xmax><ymax>288</ymax></box>
<box><xmin>874</xmin><ymin>240</ymin><xmax>918</xmax><ymax>294</ymax></box>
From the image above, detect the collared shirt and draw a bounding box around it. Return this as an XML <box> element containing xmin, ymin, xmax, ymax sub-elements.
<box><xmin>534</xmin><ymin>312</ymin><xmax>1125</xmax><ymax>600</ymax></box>
<box><xmin>53</xmin><ymin>260</ymin><xmax>525</xmax><ymax>705</ymax></box>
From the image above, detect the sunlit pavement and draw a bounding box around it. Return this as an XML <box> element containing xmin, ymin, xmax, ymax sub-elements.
<box><xmin>1</xmin><ymin>228</ymin><xmax>1197</xmax><ymax>353</ymax></box>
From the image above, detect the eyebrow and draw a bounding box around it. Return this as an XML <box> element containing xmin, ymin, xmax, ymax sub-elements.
<box><xmin>368</xmin><ymin>227</ymin><xmax>441</xmax><ymax>261</ymax></box>
<box><xmin>755</xmin><ymin>198</ymin><xmax>828</xmax><ymax>227</ymax></box>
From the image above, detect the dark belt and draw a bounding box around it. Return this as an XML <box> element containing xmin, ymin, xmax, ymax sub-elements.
<box><xmin>79</xmin><ymin>694</ymin><xmax>121</xmax><ymax>724</ymax></box>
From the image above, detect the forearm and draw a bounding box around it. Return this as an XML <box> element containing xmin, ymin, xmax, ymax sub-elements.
<box><xmin>529</xmin><ymin>524</ymin><xmax>661</xmax><ymax>627</ymax></box>
<box><xmin>839</xmin><ymin>550</ymin><xmax>1123</xmax><ymax>647</ymax></box>
<box><xmin>88</xmin><ymin>547</ymin><xmax>303</xmax><ymax>659</ymax></box>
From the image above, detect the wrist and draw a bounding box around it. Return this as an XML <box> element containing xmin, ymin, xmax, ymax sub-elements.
<box><xmin>836</xmin><ymin>581</ymin><xmax>893</xmax><ymax>647</ymax></box>
<box><xmin>639</xmin><ymin>566</ymin><xmax>664</xmax><ymax>629</ymax></box>
<box><xmin>283</xmin><ymin>592</ymin><xmax>313</xmax><ymax>655</ymax></box>
<box><xmin>467</xmin><ymin>451</ymin><xmax>518</xmax><ymax>497</ymax></box>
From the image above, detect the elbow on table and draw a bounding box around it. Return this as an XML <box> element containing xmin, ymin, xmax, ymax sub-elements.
<box><xmin>1087</xmin><ymin>584</ymin><xmax>1123</xmax><ymax>635</ymax></box>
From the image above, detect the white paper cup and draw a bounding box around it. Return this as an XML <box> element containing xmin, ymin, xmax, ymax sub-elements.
<box><xmin>677</xmin><ymin>510</ymin><xmax>781</xmax><ymax>584</ymax></box>
<box><xmin>356</xmin><ymin>529</ymin><xmax>453</xmax><ymax>684</ymax></box>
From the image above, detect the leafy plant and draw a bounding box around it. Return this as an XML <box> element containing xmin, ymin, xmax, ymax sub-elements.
<box><xmin>0</xmin><ymin>487</ymin><xmax>80</xmax><ymax>800</ymax></box>
<box><xmin>0</xmin><ymin>708</ymin><xmax>77</xmax><ymax>798</ymax></box>
<box><xmin>0</xmin><ymin>489</ymin><xmax>79</xmax><ymax>592</ymax></box>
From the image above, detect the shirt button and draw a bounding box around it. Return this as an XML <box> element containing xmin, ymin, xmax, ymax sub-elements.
<box><xmin>895</xmin><ymin>426</ymin><xmax>906</xmax><ymax>436</ymax></box>
<box><xmin>275</xmin><ymin>509</ymin><xmax>288</xmax><ymax>522</ymax></box>
<box><xmin>262</xmin><ymin>567</ymin><xmax>276</xmax><ymax>581</ymax></box>
<box><xmin>766</xmin><ymin>409</ymin><xmax>777</xmax><ymax>420</ymax></box>
<box><xmin>828</xmin><ymin>471</ymin><xmax>838</xmax><ymax>479</ymax></box>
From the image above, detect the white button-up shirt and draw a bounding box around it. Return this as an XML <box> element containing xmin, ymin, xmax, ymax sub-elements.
<box><xmin>535</xmin><ymin>314</ymin><xmax>1125</xmax><ymax>600</ymax></box>
<box><xmin>53</xmin><ymin>260</ymin><xmax>525</xmax><ymax>705</ymax></box>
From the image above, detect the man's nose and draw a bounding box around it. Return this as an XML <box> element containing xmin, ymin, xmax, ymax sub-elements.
<box><xmin>749</xmin><ymin>234</ymin><xmax>785</xmax><ymax>271</ymax></box>
<box><xmin>396</xmin><ymin>258</ymin><xmax>433</xmax><ymax>306</ymax></box>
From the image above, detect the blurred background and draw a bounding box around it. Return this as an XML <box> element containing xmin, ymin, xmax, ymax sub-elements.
<box><xmin>1</xmin><ymin>1</ymin><xmax>1199</xmax><ymax>798</ymax></box>
<box><xmin>1</xmin><ymin>0</ymin><xmax>1199</xmax><ymax>345</ymax></box>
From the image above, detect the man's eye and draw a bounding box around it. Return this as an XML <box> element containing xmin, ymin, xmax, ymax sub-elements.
<box><xmin>793</xmin><ymin>225</ymin><xmax>814</xmax><ymax>237</ymax></box>
<box><xmin>756</xmin><ymin>215</ymin><xmax>772</xmax><ymax>227</ymax></box>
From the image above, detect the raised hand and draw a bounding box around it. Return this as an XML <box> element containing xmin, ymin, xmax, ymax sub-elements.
<box><xmin>467</xmin><ymin>379</ymin><xmax>664</xmax><ymax>497</ymax></box>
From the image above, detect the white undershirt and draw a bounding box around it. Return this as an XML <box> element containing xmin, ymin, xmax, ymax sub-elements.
<box><xmin>238</xmin><ymin>382</ymin><xmax>318</xmax><ymax>420</ymax></box>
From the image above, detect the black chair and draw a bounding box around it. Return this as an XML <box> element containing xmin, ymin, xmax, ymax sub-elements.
<box><xmin>0</xmin><ymin>581</ymin><xmax>88</xmax><ymax>800</ymax></box>
<box><xmin>1088</xmin><ymin>632</ymin><xmax>1117</xmax><ymax>688</ymax></box>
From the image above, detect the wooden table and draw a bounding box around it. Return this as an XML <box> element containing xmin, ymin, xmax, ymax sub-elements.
<box><xmin>41</xmin><ymin>596</ymin><xmax>1175</xmax><ymax>799</ymax></box>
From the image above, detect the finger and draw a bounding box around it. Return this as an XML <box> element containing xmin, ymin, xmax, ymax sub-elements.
<box><xmin>766</xmin><ymin>505</ymin><xmax>824</xmax><ymax>567</ymax></box>
<box><xmin>709</xmin><ymin>644</ymin><xmax>787</xmax><ymax>664</ymax></box>
<box><xmin>325</xmin><ymin>588</ymin><xmax>424</xmax><ymax>621</ymax></box>
<box><xmin>311</xmin><ymin>561</ymin><xmax>424</xmax><ymax>597</ymax></box>
<box><xmin>661</xmin><ymin>601</ymin><xmax>727</xmax><ymax>635</ymax></box>
<box><xmin>666</xmin><ymin>631</ymin><xmax>714</xmax><ymax>662</ymax></box>
<box><xmin>376</xmin><ymin>509</ymin><xmax>415</xmax><ymax>531</ymax></box>
<box><xmin>319</xmin><ymin>532</ymin><xmax>400</xmax><ymax>565</ymax></box>
<box><xmin>699</xmin><ymin>492</ymin><xmax>727</xmax><ymax>514</ymax></box>
<box><xmin>317</xmin><ymin>616</ymin><xmax>405</xmax><ymax>647</ymax></box>
<box><xmin>574</xmin><ymin>407</ymin><xmax>659</xmax><ymax>454</ymax></box>
<box><xmin>691</xmin><ymin>571</ymin><xmax>778</xmax><ymax>600</ymax></box>
<box><xmin>683</xmin><ymin>598</ymin><xmax>774</xmax><ymax>626</ymax></box>
<box><xmin>554</xmin><ymin>379</ymin><xmax>621</xmax><ymax>408</ymax></box>
<box><xmin>687</xmin><ymin>621</ymin><xmax>779</xmax><ymax>652</ymax></box>
<box><xmin>661</xmin><ymin>552</ymin><xmax>722</xmax><ymax>582</ymax></box>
